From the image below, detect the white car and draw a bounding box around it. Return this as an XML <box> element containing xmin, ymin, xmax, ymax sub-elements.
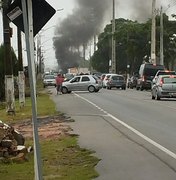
<box><xmin>102</xmin><ymin>73</ymin><xmax>116</xmax><ymax>88</ymax></box>
<box><xmin>61</xmin><ymin>75</ymin><xmax>102</xmax><ymax>94</ymax></box>
<box><xmin>43</xmin><ymin>74</ymin><xmax>56</xmax><ymax>88</ymax></box>
<box><xmin>151</xmin><ymin>75</ymin><xmax>176</xmax><ymax>100</ymax></box>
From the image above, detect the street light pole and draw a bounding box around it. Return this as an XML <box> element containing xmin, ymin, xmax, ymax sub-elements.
<box><xmin>111</xmin><ymin>0</ymin><xmax>116</xmax><ymax>73</ymax></box>
<box><xmin>151</xmin><ymin>0</ymin><xmax>156</xmax><ymax>64</ymax></box>
<box><xmin>160</xmin><ymin>6</ymin><xmax>164</xmax><ymax>65</ymax></box>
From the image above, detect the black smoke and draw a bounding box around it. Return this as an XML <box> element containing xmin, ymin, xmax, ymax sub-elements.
<box><xmin>53</xmin><ymin>0</ymin><xmax>165</xmax><ymax>73</ymax></box>
<box><xmin>53</xmin><ymin>0</ymin><xmax>110</xmax><ymax>72</ymax></box>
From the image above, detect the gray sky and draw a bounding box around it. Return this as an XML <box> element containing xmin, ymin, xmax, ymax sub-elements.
<box><xmin>0</xmin><ymin>0</ymin><xmax>176</xmax><ymax>70</ymax></box>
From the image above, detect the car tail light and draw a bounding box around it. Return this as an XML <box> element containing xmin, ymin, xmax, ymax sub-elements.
<box><xmin>159</xmin><ymin>79</ymin><xmax>163</xmax><ymax>87</ymax></box>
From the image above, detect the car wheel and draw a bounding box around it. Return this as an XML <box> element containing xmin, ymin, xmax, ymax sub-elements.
<box><xmin>61</xmin><ymin>87</ymin><xmax>68</xmax><ymax>94</ymax></box>
<box><xmin>88</xmin><ymin>85</ymin><xmax>95</xmax><ymax>93</ymax></box>
<box><xmin>68</xmin><ymin>91</ymin><xmax>72</xmax><ymax>94</ymax></box>
<box><xmin>140</xmin><ymin>85</ymin><xmax>144</xmax><ymax>91</ymax></box>
<box><xmin>136</xmin><ymin>86</ymin><xmax>139</xmax><ymax>90</ymax></box>
<box><xmin>155</xmin><ymin>91</ymin><xmax>160</xmax><ymax>100</ymax></box>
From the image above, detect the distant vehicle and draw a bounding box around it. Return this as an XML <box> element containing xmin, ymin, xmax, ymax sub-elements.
<box><xmin>64</xmin><ymin>73</ymin><xmax>74</xmax><ymax>81</ymax></box>
<box><xmin>61</xmin><ymin>75</ymin><xmax>102</xmax><ymax>94</ymax></box>
<box><xmin>106</xmin><ymin>74</ymin><xmax>126</xmax><ymax>90</ymax></box>
<box><xmin>151</xmin><ymin>75</ymin><xmax>176</xmax><ymax>100</ymax></box>
<box><xmin>102</xmin><ymin>73</ymin><xmax>116</xmax><ymax>88</ymax></box>
<box><xmin>127</xmin><ymin>76</ymin><xmax>138</xmax><ymax>89</ymax></box>
<box><xmin>152</xmin><ymin>70</ymin><xmax>176</xmax><ymax>85</ymax></box>
<box><xmin>136</xmin><ymin>63</ymin><xmax>165</xmax><ymax>91</ymax></box>
<box><xmin>43</xmin><ymin>74</ymin><xmax>56</xmax><ymax>88</ymax></box>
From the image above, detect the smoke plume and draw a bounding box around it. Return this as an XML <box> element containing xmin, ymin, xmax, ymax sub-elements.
<box><xmin>53</xmin><ymin>0</ymin><xmax>164</xmax><ymax>73</ymax></box>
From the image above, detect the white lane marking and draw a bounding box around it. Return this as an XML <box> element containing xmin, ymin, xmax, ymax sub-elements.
<box><xmin>75</xmin><ymin>93</ymin><xmax>176</xmax><ymax>160</ymax></box>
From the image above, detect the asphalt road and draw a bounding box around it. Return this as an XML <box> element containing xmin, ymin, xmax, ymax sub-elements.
<box><xmin>50</xmin><ymin>87</ymin><xmax>176</xmax><ymax>180</ymax></box>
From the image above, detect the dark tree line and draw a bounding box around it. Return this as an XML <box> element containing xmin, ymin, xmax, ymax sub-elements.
<box><xmin>91</xmin><ymin>14</ymin><xmax>176</xmax><ymax>74</ymax></box>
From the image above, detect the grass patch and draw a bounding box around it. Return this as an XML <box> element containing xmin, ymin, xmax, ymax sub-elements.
<box><xmin>0</xmin><ymin>136</ymin><xmax>100</xmax><ymax>180</ymax></box>
<box><xmin>0</xmin><ymin>92</ymin><xmax>57</xmax><ymax>122</ymax></box>
<box><xmin>0</xmin><ymin>84</ymin><xmax>100</xmax><ymax>179</ymax></box>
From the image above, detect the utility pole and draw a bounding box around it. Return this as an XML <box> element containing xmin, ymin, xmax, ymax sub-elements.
<box><xmin>2</xmin><ymin>0</ymin><xmax>15</xmax><ymax>115</ymax></box>
<box><xmin>111</xmin><ymin>0</ymin><xmax>116</xmax><ymax>73</ymax></box>
<box><xmin>160</xmin><ymin>6</ymin><xmax>164</xmax><ymax>65</ymax></box>
<box><xmin>17</xmin><ymin>28</ymin><xmax>25</xmax><ymax>108</ymax></box>
<box><xmin>151</xmin><ymin>0</ymin><xmax>156</xmax><ymax>64</ymax></box>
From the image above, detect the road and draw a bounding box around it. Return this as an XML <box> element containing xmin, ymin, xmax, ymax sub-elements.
<box><xmin>50</xmin><ymin>87</ymin><xmax>176</xmax><ymax>180</ymax></box>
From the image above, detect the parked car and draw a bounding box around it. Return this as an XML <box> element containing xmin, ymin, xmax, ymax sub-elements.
<box><xmin>152</xmin><ymin>70</ymin><xmax>176</xmax><ymax>85</ymax></box>
<box><xmin>43</xmin><ymin>74</ymin><xmax>56</xmax><ymax>88</ymax></box>
<box><xmin>102</xmin><ymin>73</ymin><xmax>116</xmax><ymax>88</ymax></box>
<box><xmin>127</xmin><ymin>76</ymin><xmax>138</xmax><ymax>89</ymax></box>
<box><xmin>151</xmin><ymin>75</ymin><xmax>176</xmax><ymax>100</ymax></box>
<box><xmin>136</xmin><ymin>63</ymin><xmax>165</xmax><ymax>91</ymax></box>
<box><xmin>106</xmin><ymin>74</ymin><xmax>126</xmax><ymax>90</ymax></box>
<box><xmin>61</xmin><ymin>75</ymin><xmax>102</xmax><ymax>94</ymax></box>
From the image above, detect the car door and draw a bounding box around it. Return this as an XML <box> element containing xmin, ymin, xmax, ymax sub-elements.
<box><xmin>79</xmin><ymin>76</ymin><xmax>91</xmax><ymax>91</ymax></box>
<box><xmin>69</xmin><ymin>76</ymin><xmax>81</xmax><ymax>91</ymax></box>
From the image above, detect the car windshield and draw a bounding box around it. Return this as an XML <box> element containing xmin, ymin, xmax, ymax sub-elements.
<box><xmin>144</xmin><ymin>68</ymin><xmax>162</xmax><ymax>76</ymax></box>
<box><xmin>44</xmin><ymin>75</ymin><xmax>55</xmax><ymax>79</ymax></box>
<box><xmin>112</xmin><ymin>76</ymin><xmax>124</xmax><ymax>80</ymax></box>
<box><xmin>157</xmin><ymin>71</ymin><xmax>176</xmax><ymax>76</ymax></box>
<box><xmin>163</xmin><ymin>77</ymin><xmax>176</xmax><ymax>84</ymax></box>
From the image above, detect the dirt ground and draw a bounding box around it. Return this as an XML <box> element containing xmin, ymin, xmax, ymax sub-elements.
<box><xmin>11</xmin><ymin>114</ymin><xmax>74</xmax><ymax>140</ymax></box>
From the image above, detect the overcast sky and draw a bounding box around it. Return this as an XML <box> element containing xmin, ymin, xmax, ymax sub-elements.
<box><xmin>0</xmin><ymin>0</ymin><xmax>176</xmax><ymax>70</ymax></box>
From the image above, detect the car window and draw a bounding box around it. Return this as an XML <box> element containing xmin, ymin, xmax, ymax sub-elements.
<box><xmin>157</xmin><ymin>71</ymin><xmax>176</xmax><ymax>76</ymax></box>
<box><xmin>119</xmin><ymin>76</ymin><xmax>124</xmax><ymax>80</ymax></box>
<box><xmin>81</xmin><ymin>76</ymin><xmax>90</xmax><ymax>82</ymax></box>
<box><xmin>111</xmin><ymin>76</ymin><xmax>118</xmax><ymax>80</ymax></box>
<box><xmin>106</xmin><ymin>75</ymin><xmax>111</xmax><ymax>79</ymax></box>
<box><xmin>163</xmin><ymin>77</ymin><xmax>176</xmax><ymax>84</ymax></box>
<box><xmin>44</xmin><ymin>75</ymin><xmax>55</xmax><ymax>79</ymax></box>
<box><xmin>70</xmin><ymin>77</ymin><xmax>80</xmax><ymax>83</ymax></box>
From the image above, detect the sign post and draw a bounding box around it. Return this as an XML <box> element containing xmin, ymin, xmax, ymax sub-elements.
<box><xmin>21</xmin><ymin>0</ymin><xmax>42</xmax><ymax>179</ymax></box>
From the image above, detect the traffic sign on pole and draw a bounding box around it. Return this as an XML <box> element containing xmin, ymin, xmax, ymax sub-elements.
<box><xmin>6</xmin><ymin>0</ymin><xmax>56</xmax><ymax>36</ymax></box>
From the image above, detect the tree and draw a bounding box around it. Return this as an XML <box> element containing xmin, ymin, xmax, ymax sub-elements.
<box><xmin>91</xmin><ymin>15</ymin><xmax>176</xmax><ymax>74</ymax></box>
<box><xmin>0</xmin><ymin>44</ymin><xmax>18</xmax><ymax>101</ymax></box>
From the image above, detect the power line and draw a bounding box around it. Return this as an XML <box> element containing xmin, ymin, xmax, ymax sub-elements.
<box><xmin>164</xmin><ymin>0</ymin><xmax>176</xmax><ymax>12</ymax></box>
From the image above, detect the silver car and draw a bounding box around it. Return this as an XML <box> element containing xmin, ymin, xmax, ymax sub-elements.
<box><xmin>43</xmin><ymin>74</ymin><xmax>56</xmax><ymax>88</ymax></box>
<box><xmin>151</xmin><ymin>75</ymin><xmax>176</xmax><ymax>100</ymax></box>
<box><xmin>61</xmin><ymin>75</ymin><xmax>102</xmax><ymax>94</ymax></box>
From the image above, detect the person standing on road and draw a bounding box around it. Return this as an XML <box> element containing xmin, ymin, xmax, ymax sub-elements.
<box><xmin>56</xmin><ymin>73</ymin><xmax>64</xmax><ymax>95</ymax></box>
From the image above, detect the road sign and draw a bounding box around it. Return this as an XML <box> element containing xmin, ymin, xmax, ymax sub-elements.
<box><xmin>6</xmin><ymin>0</ymin><xmax>56</xmax><ymax>36</ymax></box>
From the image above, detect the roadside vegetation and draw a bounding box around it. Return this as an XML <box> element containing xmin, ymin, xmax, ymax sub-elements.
<box><xmin>0</xmin><ymin>83</ymin><xmax>100</xmax><ymax>180</ymax></box>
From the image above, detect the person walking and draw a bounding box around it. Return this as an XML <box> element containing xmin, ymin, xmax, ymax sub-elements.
<box><xmin>56</xmin><ymin>73</ymin><xmax>64</xmax><ymax>95</ymax></box>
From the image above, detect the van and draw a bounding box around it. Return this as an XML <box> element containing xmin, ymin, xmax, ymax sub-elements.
<box><xmin>136</xmin><ymin>63</ymin><xmax>165</xmax><ymax>91</ymax></box>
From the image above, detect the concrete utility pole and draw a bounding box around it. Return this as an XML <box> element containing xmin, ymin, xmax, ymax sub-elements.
<box><xmin>151</xmin><ymin>0</ymin><xmax>156</xmax><ymax>64</ymax></box>
<box><xmin>17</xmin><ymin>28</ymin><xmax>25</xmax><ymax>108</ymax></box>
<box><xmin>2</xmin><ymin>0</ymin><xmax>15</xmax><ymax>115</ymax></box>
<box><xmin>36</xmin><ymin>33</ymin><xmax>42</xmax><ymax>79</ymax></box>
<box><xmin>111</xmin><ymin>0</ymin><xmax>116</xmax><ymax>73</ymax></box>
<box><xmin>160</xmin><ymin>6</ymin><xmax>164</xmax><ymax>65</ymax></box>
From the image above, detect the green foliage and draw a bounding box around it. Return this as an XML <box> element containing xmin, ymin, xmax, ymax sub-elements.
<box><xmin>92</xmin><ymin>15</ymin><xmax>176</xmax><ymax>74</ymax></box>
<box><xmin>0</xmin><ymin>137</ymin><xmax>100</xmax><ymax>180</ymax></box>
